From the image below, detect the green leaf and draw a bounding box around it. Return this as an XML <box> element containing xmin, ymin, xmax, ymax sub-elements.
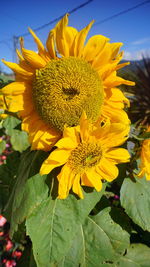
<box><xmin>26</xmin><ymin>186</ymin><xmax>106</xmax><ymax>267</ymax></box>
<box><xmin>4</xmin><ymin>149</ymin><xmax>48</xmax><ymax>234</ymax></box>
<box><xmin>10</xmin><ymin>129</ymin><xmax>30</xmax><ymax>152</ymax></box>
<box><xmin>0</xmin><ymin>139</ymin><xmax>6</xmax><ymax>154</ymax></box>
<box><xmin>3</xmin><ymin>116</ymin><xmax>21</xmax><ymax>135</ymax></box>
<box><xmin>92</xmin><ymin>207</ymin><xmax>130</xmax><ymax>254</ymax></box>
<box><xmin>58</xmin><ymin>207</ymin><xmax>130</xmax><ymax>267</ymax></box>
<box><xmin>3</xmin><ymin>116</ymin><xmax>30</xmax><ymax>152</ymax></box>
<box><xmin>120</xmin><ymin>177</ymin><xmax>150</xmax><ymax>231</ymax></box>
<box><xmin>118</xmin><ymin>244</ymin><xmax>150</xmax><ymax>267</ymax></box>
<box><xmin>0</xmin><ymin>151</ymin><xmax>20</xmax><ymax>212</ymax></box>
<box><xmin>11</xmin><ymin>174</ymin><xmax>48</xmax><ymax>235</ymax></box>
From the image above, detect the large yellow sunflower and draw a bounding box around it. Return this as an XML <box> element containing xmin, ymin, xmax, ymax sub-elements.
<box><xmin>138</xmin><ymin>127</ymin><xmax>150</xmax><ymax>180</ymax></box>
<box><xmin>1</xmin><ymin>14</ymin><xmax>134</xmax><ymax>151</ymax></box>
<box><xmin>40</xmin><ymin>112</ymin><xmax>130</xmax><ymax>199</ymax></box>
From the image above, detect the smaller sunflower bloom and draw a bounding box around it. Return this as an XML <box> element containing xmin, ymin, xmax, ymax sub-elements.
<box><xmin>138</xmin><ymin>127</ymin><xmax>150</xmax><ymax>180</ymax></box>
<box><xmin>40</xmin><ymin>113</ymin><xmax>130</xmax><ymax>199</ymax></box>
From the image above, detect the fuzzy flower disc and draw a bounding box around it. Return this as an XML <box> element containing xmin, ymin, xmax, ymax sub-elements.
<box><xmin>68</xmin><ymin>142</ymin><xmax>102</xmax><ymax>172</ymax></box>
<box><xmin>33</xmin><ymin>57</ymin><xmax>103</xmax><ymax>131</ymax></box>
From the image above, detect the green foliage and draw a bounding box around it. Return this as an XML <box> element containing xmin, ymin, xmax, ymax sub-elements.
<box><xmin>118</xmin><ymin>244</ymin><xmax>150</xmax><ymax>267</ymax></box>
<box><xmin>0</xmin><ymin>139</ymin><xmax>6</xmax><ymax>154</ymax></box>
<box><xmin>0</xmin><ymin>151</ymin><xmax>21</xmax><ymax>212</ymax></box>
<box><xmin>3</xmin><ymin>116</ymin><xmax>30</xmax><ymax>152</ymax></box>
<box><xmin>26</xmin><ymin>188</ymin><xmax>105</xmax><ymax>267</ymax></box>
<box><xmin>120</xmin><ymin>177</ymin><xmax>150</xmax><ymax>231</ymax></box>
<box><xmin>1</xmin><ymin>96</ymin><xmax>150</xmax><ymax>265</ymax></box>
<box><xmin>0</xmin><ymin>78</ymin><xmax>13</xmax><ymax>89</ymax></box>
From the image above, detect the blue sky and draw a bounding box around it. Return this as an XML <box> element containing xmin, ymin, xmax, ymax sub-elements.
<box><xmin>0</xmin><ymin>0</ymin><xmax>150</xmax><ymax>73</ymax></box>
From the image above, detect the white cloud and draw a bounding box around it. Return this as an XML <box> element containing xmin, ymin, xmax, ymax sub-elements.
<box><xmin>131</xmin><ymin>37</ymin><xmax>150</xmax><ymax>46</ymax></box>
<box><xmin>123</xmin><ymin>49</ymin><xmax>150</xmax><ymax>61</ymax></box>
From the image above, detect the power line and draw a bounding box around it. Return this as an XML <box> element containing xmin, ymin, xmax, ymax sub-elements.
<box><xmin>94</xmin><ymin>0</ymin><xmax>150</xmax><ymax>26</ymax></box>
<box><xmin>16</xmin><ymin>0</ymin><xmax>94</xmax><ymax>38</ymax></box>
<box><xmin>0</xmin><ymin>0</ymin><xmax>93</xmax><ymax>44</ymax></box>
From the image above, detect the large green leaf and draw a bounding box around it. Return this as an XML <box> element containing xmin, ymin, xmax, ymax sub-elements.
<box><xmin>57</xmin><ymin>207</ymin><xmax>130</xmax><ymax>267</ymax></box>
<box><xmin>4</xmin><ymin>149</ymin><xmax>48</xmax><ymax>234</ymax></box>
<box><xmin>26</xmin><ymin>186</ymin><xmax>106</xmax><ymax>267</ymax></box>
<box><xmin>92</xmin><ymin>207</ymin><xmax>130</xmax><ymax>254</ymax></box>
<box><xmin>120</xmin><ymin>177</ymin><xmax>150</xmax><ymax>231</ymax></box>
<box><xmin>118</xmin><ymin>244</ymin><xmax>150</xmax><ymax>267</ymax></box>
<box><xmin>11</xmin><ymin>174</ymin><xmax>48</xmax><ymax>234</ymax></box>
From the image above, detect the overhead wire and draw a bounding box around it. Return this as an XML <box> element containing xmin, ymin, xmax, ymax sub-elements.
<box><xmin>94</xmin><ymin>0</ymin><xmax>150</xmax><ymax>26</ymax></box>
<box><xmin>0</xmin><ymin>0</ymin><xmax>94</xmax><ymax>43</ymax></box>
<box><xmin>16</xmin><ymin>0</ymin><xmax>94</xmax><ymax>38</ymax></box>
<box><xmin>0</xmin><ymin>0</ymin><xmax>150</xmax><ymax>63</ymax></box>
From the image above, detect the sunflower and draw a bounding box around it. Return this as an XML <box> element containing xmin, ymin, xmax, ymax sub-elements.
<box><xmin>137</xmin><ymin>126</ymin><xmax>150</xmax><ymax>180</ymax></box>
<box><xmin>40</xmin><ymin>112</ymin><xmax>130</xmax><ymax>199</ymax></box>
<box><xmin>1</xmin><ymin>14</ymin><xmax>134</xmax><ymax>151</ymax></box>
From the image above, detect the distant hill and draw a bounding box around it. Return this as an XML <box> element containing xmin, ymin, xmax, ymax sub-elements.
<box><xmin>121</xmin><ymin>59</ymin><xmax>145</xmax><ymax>72</ymax></box>
<box><xmin>0</xmin><ymin>72</ymin><xmax>15</xmax><ymax>82</ymax></box>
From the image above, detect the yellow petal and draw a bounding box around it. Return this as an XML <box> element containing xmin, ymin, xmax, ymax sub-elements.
<box><xmin>40</xmin><ymin>148</ymin><xmax>70</xmax><ymax>175</ymax></box>
<box><xmin>57</xmin><ymin>164</ymin><xmax>72</xmax><ymax>199</ymax></box>
<box><xmin>100</xmin><ymin>123</ymin><xmax>130</xmax><ymax>148</ymax></box>
<box><xmin>92</xmin><ymin>43</ymin><xmax>112</xmax><ymax>69</ymax></box>
<box><xmin>40</xmin><ymin>159</ymin><xmax>60</xmax><ymax>175</ymax></box>
<box><xmin>110</xmin><ymin>42</ymin><xmax>123</xmax><ymax>60</ymax></box>
<box><xmin>106</xmin><ymin>148</ymin><xmax>130</xmax><ymax>163</ymax></box>
<box><xmin>46</xmin><ymin>30</ymin><xmax>56</xmax><ymax>58</ymax></box>
<box><xmin>65</xmin><ymin>26</ymin><xmax>78</xmax><ymax>56</ymax></box>
<box><xmin>7</xmin><ymin>95</ymin><xmax>24</xmax><ymax>112</ymax></box>
<box><xmin>82</xmin><ymin>170</ymin><xmax>102</xmax><ymax>191</ymax></box>
<box><xmin>109</xmin><ymin>88</ymin><xmax>130</xmax><ymax>108</ymax></box>
<box><xmin>56</xmin><ymin>137</ymin><xmax>77</xmax><ymax>150</ymax></box>
<box><xmin>63</xmin><ymin>126</ymin><xmax>80</xmax><ymax>145</ymax></box>
<box><xmin>28</xmin><ymin>27</ymin><xmax>50</xmax><ymax>62</ymax></box>
<box><xmin>83</xmin><ymin>35</ymin><xmax>109</xmax><ymax>62</ymax></box>
<box><xmin>98</xmin><ymin>158</ymin><xmax>119</xmax><ymax>181</ymax></box>
<box><xmin>72</xmin><ymin>174</ymin><xmax>84</xmax><ymax>199</ymax></box>
<box><xmin>104</xmin><ymin>73</ymin><xmax>135</xmax><ymax>88</ymax></box>
<box><xmin>81</xmin><ymin>172</ymin><xmax>93</xmax><ymax>187</ymax></box>
<box><xmin>50</xmin><ymin>148</ymin><xmax>70</xmax><ymax>162</ymax></box>
<box><xmin>31</xmin><ymin>125</ymin><xmax>60</xmax><ymax>151</ymax></box>
<box><xmin>80</xmin><ymin>111</ymin><xmax>89</xmax><ymax>142</ymax></box>
<box><xmin>31</xmin><ymin>131</ymin><xmax>60</xmax><ymax>151</ymax></box>
<box><xmin>102</xmin><ymin>104</ymin><xmax>130</xmax><ymax>124</ymax></box>
<box><xmin>16</xmin><ymin>49</ymin><xmax>24</xmax><ymax>61</ymax></box>
<box><xmin>1</xmin><ymin>82</ymin><xmax>28</xmax><ymax>96</ymax></box>
<box><xmin>55</xmin><ymin>14</ymin><xmax>70</xmax><ymax>57</ymax></box>
<box><xmin>73</xmin><ymin>20</ymin><xmax>94</xmax><ymax>57</ymax></box>
<box><xmin>22</xmin><ymin>48</ymin><xmax>46</xmax><ymax>68</ymax></box>
<box><xmin>1</xmin><ymin>60</ymin><xmax>33</xmax><ymax>78</ymax></box>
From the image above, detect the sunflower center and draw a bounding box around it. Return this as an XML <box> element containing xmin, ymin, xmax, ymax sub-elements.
<box><xmin>68</xmin><ymin>142</ymin><xmax>102</xmax><ymax>172</ymax></box>
<box><xmin>33</xmin><ymin>57</ymin><xmax>104</xmax><ymax>131</ymax></box>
